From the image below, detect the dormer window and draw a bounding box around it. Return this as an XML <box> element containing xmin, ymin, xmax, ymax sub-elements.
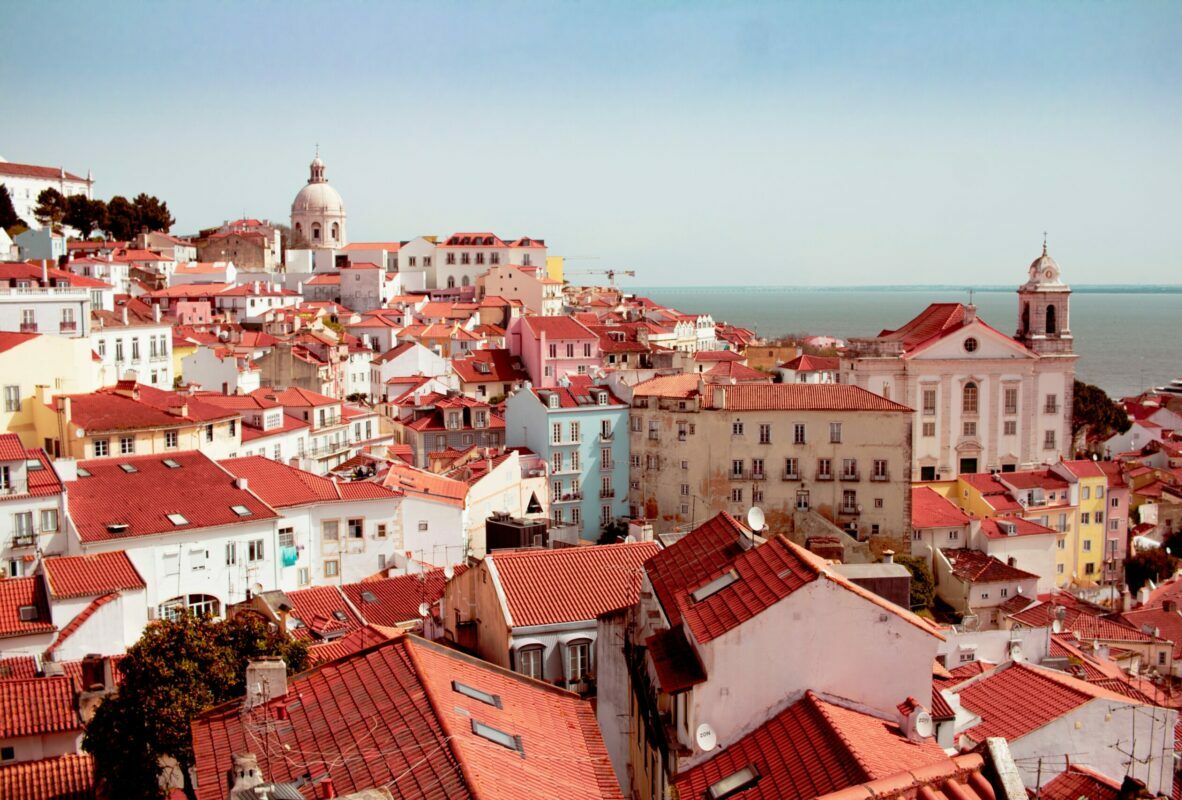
<box><xmin>597</xmin><ymin>392</ymin><xmax>607</xmax><ymax>406</ymax></box>
<box><xmin>548</xmin><ymin>394</ymin><xmax>559</xmax><ymax>409</ymax></box>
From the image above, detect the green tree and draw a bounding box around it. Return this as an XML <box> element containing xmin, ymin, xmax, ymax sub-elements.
<box><xmin>894</xmin><ymin>553</ymin><xmax>936</xmax><ymax>610</ymax></box>
<box><xmin>1072</xmin><ymin>379</ymin><xmax>1130</xmax><ymax>446</ymax></box>
<box><xmin>0</xmin><ymin>183</ymin><xmax>24</xmax><ymax>231</ymax></box>
<box><xmin>104</xmin><ymin>195</ymin><xmax>138</xmax><ymax>240</ymax></box>
<box><xmin>83</xmin><ymin>612</ymin><xmax>308</xmax><ymax>800</ymax></box>
<box><xmin>33</xmin><ymin>187</ymin><xmax>68</xmax><ymax>229</ymax></box>
<box><xmin>132</xmin><ymin>193</ymin><xmax>175</xmax><ymax>233</ymax></box>
<box><xmin>63</xmin><ymin>195</ymin><xmax>108</xmax><ymax>238</ymax></box>
<box><xmin>1125</xmin><ymin>548</ymin><xmax>1177</xmax><ymax>594</ymax></box>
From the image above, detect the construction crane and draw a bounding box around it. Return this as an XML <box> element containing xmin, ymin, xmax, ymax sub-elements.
<box><xmin>565</xmin><ymin>268</ymin><xmax>636</xmax><ymax>289</ymax></box>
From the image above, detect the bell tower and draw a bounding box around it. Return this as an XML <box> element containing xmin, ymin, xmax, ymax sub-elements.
<box><xmin>1016</xmin><ymin>238</ymin><xmax>1072</xmax><ymax>356</ymax></box>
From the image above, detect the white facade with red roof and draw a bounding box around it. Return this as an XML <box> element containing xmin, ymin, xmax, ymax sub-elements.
<box><xmin>844</xmin><ymin>246</ymin><xmax>1076</xmax><ymax>479</ymax></box>
<box><xmin>181</xmin><ymin>344</ymin><xmax>261</xmax><ymax>396</ymax></box>
<box><xmin>39</xmin><ymin>551</ymin><xmax>148</xmax><ymax>662</ymax></box>
<box><xmin>0</xmin><ymin>262</ymin><xmax>105</xmax><ymax>339</ymax></box>
<box><xmin>368</xmin><ymin>340</ymin><xmax>451</xmax><ymax>403</ymax></box>
<box><xmin>0</xmin><ymin>439</ymin><xmax>66</xmax><ymax>580</ymax></box>
<box><xmin>90</xmin><ymin>297</ymin><xmax>174</xmax><ymax>389</ymax></box>
<box><xmin>0</xmin><ymin>158</ymin><xmax>93</xmax><ymax>230</ymax></box>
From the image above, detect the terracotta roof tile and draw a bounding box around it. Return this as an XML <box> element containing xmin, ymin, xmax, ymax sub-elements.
<box><xmin>41</xmin><ymin>552</ymin><xmax>145</xmax><ymax>598</ymax></box>
<box><xmin>0</xmin><ymin>676</ymin><xmax>80</xmax><ymax>738</ymax></box>
<box><xmin>59</xmin><ymin>384</ymin><xmax>238</xmax><ymax>432</ymax></box>
<box><xmin>521</xmin><ymin>315</ymin><xmax>597</xmax><ymax>340</ymax></box>
<box><xmin>941</xmin><ymin>548</ymin><xmax>1039</xmax><ymax>583</ymax></box>
<box><xmin>306</xmin><ymin>623</ymin><xmax>394</xmax><ymax>664</ymax></box>
<box><xmin>0</xmin><ymin>753</ymin><xmax>95</xmax><ymax>800</ymax></box>
<box><xmin>0</xmin><ymin>577</ymin><xmax>55</xmax><ymax>639</ymax></box>
<box><xmin>343</xmin><ymin>568</ymin><xmax>463</xmax><ymax>627</ymax></box>
<box><xmin>284</xmin><ymin>585</ymin><xmax>363</xmax><ymax>641</ymax></box>
<box><xmin>911</xmin><ymin>487</ymin><xmax>971</xmax><ymax>528</ymax></box>
<box><xmin>1039</xmin><ymin>765</ymin><xmax>1120</xmax><ymax>800</ymax></box>
<box><xmin>704</xmin><ymin>384</ymin><xmax>912</xmax><ymax>413</ymax></box>
<box><xmin>490</xmin><ymin>542</ymin><xmax>659</xmax><ymax>628</ymax></box>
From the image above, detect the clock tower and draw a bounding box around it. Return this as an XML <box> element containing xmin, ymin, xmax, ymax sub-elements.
<box><xmin>1016</xmin><ymin>239</ymin><xmax>1073</xmax><ymax>356</ymax></box>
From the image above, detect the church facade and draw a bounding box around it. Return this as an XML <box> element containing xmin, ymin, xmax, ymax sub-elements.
<box><xmin>291</xmin><ymin>151</ymin><xmax>347</xmax><ymax>249</ymax></box>
<box><xmin>842</xmin><ymin>244</ymin><xmax>1077</xmax><ymax>479</ymax></box>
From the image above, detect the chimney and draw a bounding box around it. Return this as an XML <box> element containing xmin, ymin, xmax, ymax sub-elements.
<box><xmin>229</xmin><ymin>753</ymin><xmax>264</xmax><ymax>799</ymax></box>
<box><xmin>121</xmin><ymin>306</ymin><xmax>129</xmax><ymax>325</ymax></box>
<box><xmin>964</xmin><ymin>304</ymin><xmax>976</xmax><ymax>324</ymax></box>
<box><xmin>712</xmin><ymin>386</ymin><xmax>726</xmax><ymax>410</ymax></box>
<box><xmin>320</xmin><ymin>778</ymin><xmax>336</xmax><ymax>799</ymax></box>
<box><xmin>882</xmin><ymin>549</ymin><xmax>895</xmax><ymax>564</ymax></box>
<box><xmin>1117</xmin><ymin>775</ymin><xmax>1148</xmax><ymax>800</ymax></box>
<box><xmin>235</xmin><ymin>477</ymin><xmax>249</xmax><ymax>491</ymax></box>
<box><xmin>1166</xmin><ymin>600</ymin><xmax>1178</xmax><ymax>614</ymax></box>
<box><xmin>1138</xmin><ymin>585</ymin><xmax>1151</xmax><ymax>606</ymax></box>
<box><xmin>244</xmin><ymin>657</ymin><xmax>287</xmax><ymax>709</ymax></box>
<box><xmin>154</xmin><ymin>303</ymin><xmax>162</xmax><ymax>323</ymax></box>
<box><xmin>41</xmin><ymin>259</ymin><xmax>49</xmax><ymax>283</ymax></box>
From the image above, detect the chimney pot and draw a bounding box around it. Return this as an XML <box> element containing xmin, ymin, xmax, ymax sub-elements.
<box><xmin>882</xmin><ymin>549</ymin><xmax>895</xmax><ymax>564</ymax></box>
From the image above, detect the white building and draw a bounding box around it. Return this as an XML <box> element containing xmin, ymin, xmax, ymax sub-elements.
<box><xmin>0</xmin><ymin>158</ymin><xmax>93</xmax><ymax>230</ymax></box>
<box><xmin>1</xmin><ymin>438</ymin><xmax>67</xmax><ymax>579</ymax></box>
<box><xmin>182</xmin><ymin>346</ymin><xmax>261</xmax><ymax>396</ymax></box>
<box><xmin>0</xmin><ymin>262</ymin><xmax>103</xmax><ymax>339</ymax></box>
<box><xmin>91</xmin><ymin>302</ymin><xmax>174</xmax><ymax>389</ymax></box>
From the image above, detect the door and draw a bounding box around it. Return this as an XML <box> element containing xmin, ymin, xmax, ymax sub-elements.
<box><xmin>959</xmin><ymin>457</ymin><xmax>978</xmax><ymax>475</ymax></box>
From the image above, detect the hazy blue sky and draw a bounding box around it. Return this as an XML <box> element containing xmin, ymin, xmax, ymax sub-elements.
<box><xmin>3</xmin><ymin>1</ymin><xmax>1179</xmax><ymax>285</ymax></box>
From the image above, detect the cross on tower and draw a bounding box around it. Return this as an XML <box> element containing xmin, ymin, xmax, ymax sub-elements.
<box><xmin>1042</xmin><ymin>231</ymin><xmax>1048</xmax><ymax>255</ymax></box>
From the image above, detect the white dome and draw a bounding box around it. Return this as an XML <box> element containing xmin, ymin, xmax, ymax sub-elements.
<box><xmin>292</xmin><ymin>181</ymin><xmax>345</xmax><ymax>215</ymax></box>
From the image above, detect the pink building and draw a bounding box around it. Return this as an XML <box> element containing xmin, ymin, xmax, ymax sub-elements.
<box><xmin>509</xmin><ymin>315</ymin><xmax>602</xmax><ymax>387</ymax></box>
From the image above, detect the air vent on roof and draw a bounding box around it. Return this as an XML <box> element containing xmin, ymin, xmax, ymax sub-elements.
<box><xmin>453</xmin><ymin>680</ymin><xmax>503</xmax><ymax>708</ymax></box>
<box><xmin>360</xmin><ymin>591</ymin><xmax>378</xmax><ymax>604</ymax></box>
<box><xmin>162</xmin><ymin>458</ymin><xmax>181</xmax><ymax>469</ymax></box>
<box><xmin>231</xmin><ymin>505</ymin><xmax>252</xmax><ymax>517</ymax></box>
<box><xmin>166</xmin><ymin>513</ymin><xmax>188</xmax><ymax>526</ymax></box>
<box><xmin>18</xmin><ymin>605</ymin><xmax>38</xmax><ymax>622</ymax></box>
<box><xmin>106</xmin><ymin>523</ymin><xmax>129</xmax><ymax>533</ymax></box>
<box><xmin>119</xmin><ymin>464</ymin><xmax>138</xmax><ymax>473</ymax></box>
<box><xmin>690</xmin><ymin>569</ymin><xmax>740</xmax><ymax>603</ymax></box>
<box><xmin>707</xmin><ymin>765</ymin><xmax>762</xmax><ymax>800</ymax></box>
<box><xmin>471</xmin><ymin>719</ymin><xmax>523</xmax><ymax>755</ymax></box>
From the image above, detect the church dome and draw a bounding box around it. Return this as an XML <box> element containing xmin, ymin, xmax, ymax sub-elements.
<box><xmin>1024</xmin><ymin>241</ymin><xmax>1064</xmax><ymax>287</ymax></box>
<box><xmin>292</xmin><ymin>180</ymin><xmax>345</xmax><ymax>216</ymax></box>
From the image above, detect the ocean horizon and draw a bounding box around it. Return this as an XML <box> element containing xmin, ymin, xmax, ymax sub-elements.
<box><xmin>628</xmin><ymin>285</ymin><xmax>1181</xmax><ymax>400</ymax></box>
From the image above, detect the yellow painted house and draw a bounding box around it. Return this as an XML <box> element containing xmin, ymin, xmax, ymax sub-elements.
<box><xmin>0</xmin><ymin>332</ymin><xmax>100</xmax><ymax>448</ymax></box>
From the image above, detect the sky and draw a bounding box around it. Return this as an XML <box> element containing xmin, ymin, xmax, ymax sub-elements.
<box><xmin>3</xmin><ymin>1</ymin><xmax>1179</xmax><ymax>286</ymax></box>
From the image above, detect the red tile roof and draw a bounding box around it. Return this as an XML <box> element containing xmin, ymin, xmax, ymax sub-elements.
<box><xmin>0</xmin><ymin>656</ymin><xmax>38</xmax><ymax>679</ymax></box>
<box><xmin>343</xmin><ymin>568</ymin><xmax>462</xmax><ymax>627</ymax></box>
<box><xmin>672</xmin><ymin>691</ymin><xmax>947</xmax><ymax>800</ymax></box>
<box><xmin>977</xmin><ymin>516</ymin><xmax>1056</xmax><ymax>538</ymax></box>
<box><xmin>1039</xmin><ymin>765</ymin><xmax>1120</xmax><ymax>800</ymax></box>
<box><xmin>954</xmin><ymin>662</ymin><xmax>1142</xmax><ymax>743</ymax></box>
<box><xmin>191</xmin><ymin>635</ymin><xmax>621</xmax><ymax>800</ymax></box>
<box><xmin>1058</xmin><ymin>459</ymin><xmax>1107</xmax><ymax>479</ymax></box>
<box><xmin>0</xmin><ymin>331</ymin><xmax>40</xmax><ymax>355</ymax></box>
<box><xmin>703</xmin><ymin>384</ymin><xmax>912</xmax><ymax>412</ymax></box>
<box><xmin>0</xmin><ymin>432</ymin><xmax>26</xmax><ymax>461</ymax></box>
<box><xmin>693</xmin><ymin>350</ymin><xmax>744</xmax><ymax>362</ymax></box>
<box><xmin>451</xmin><ymin>349</ymin><xmax>530</xmax><ymax>384</ymax></box>
<box><xmin>67</xmin><ymin>450</ymin><xmax>277</xmax><ymax>542</ymax></box>
<box><xmin>876</xmin><ymin>303</ymin><xmax>967</xmax><ymax>351</ymax></box>
<box><xmin>0</xmin><ymin>753</ymin><xmax>95</xmax><ymax>800</ymax></box>
<box><xmin>1008</xmin><ymin>600</ymin><xmax>1156</xmax><ymax>643</ymax></box>
<box><xmin>521</xmin><ymin>315</ymin><xmax>597</xmax><ymax>340</ymax></box>
<box><xmin>382</xmin><ymin>462</ymin><xmax>469</xmax><ymax>507</ymax></box>
<box><xmin>489</xmin><ymin>542</ymin><xmax>660</xmax><ymax>628</ymax></box>
<box><xmin>249</xmin><ymin>386</ymin><xmax>338</xmax><ymax>408</ymax></box>
<box><xmin>531</xmin><ymin>376</ymin><xmax>626</xmax><ymax>408</ymax></box>
<box><xmin>59</xmin><ymin>383</ymin><xmax>239</xmax><ymax>432</ymax></box>
<box><xmin>0</xmin><ymin>577</ymin><xmax>55</xmax><ymax>639</ymax></box>
<box><xmin>0</xmin><ymin>161</ymin><xmax>89</xmax><ymax>181</ymax></box>
<box><xmin>306</xmin><ymin>623</ymin><xmax>395</xmax><ymax>665</ymax></box>
<box><xmin>41</xmin><ymin>552</ymin><xmax>145</xmax><ymax>598</ymax></box>
<box><xmin>0</xmin><ymin>676</ymin><xmax>80</xmax><ymax>738</ymax></box>
<box><xmin>780</xmin><ymin>354</ymin><xmax>841</xmax><ymax>371</ymax></box>
<box><xmin>911</xmin><ymin>487</ymin><xmax>971</xmax><ymax>529</ymax></box>
<box><xmin>219</xmin><ymin>456</ymin><xmax>393</xmax><ymax>507</ymax></box>
<box><xmin>941</xmin><ymin>548</ymin><xmax>1039</xmax><ymax>583</ymax></box>
<box><xmin>703</xmin><ymin>361</ymin><xmax>771</xmax><ymax>382</ymax></box>
<box><xmin>284</xmin><ymin>585</ymin><xmax>363</xmax><ymax>641</ymax></box>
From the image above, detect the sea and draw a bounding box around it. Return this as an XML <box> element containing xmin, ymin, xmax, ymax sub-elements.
<box><xmin>629</xmin><ymin>286</ymin><xmax>1182</xmax><ymax>400</ymax></box>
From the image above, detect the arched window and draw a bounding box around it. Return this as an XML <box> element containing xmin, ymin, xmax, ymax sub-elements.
<box><xmin>461</xmin><ymin>275</ymin><xmax>470</xmax><ymax>287</ymax></box>
<box><xmin>515</xmin><ymin>644</ymin><xmax>544</xmax><ymax>679</ymax></box>
<box><xmin>963</xmin><ymin>382</ymin><xmax>979</xmax><ymax>414</ymax></box>
<box><xmin>447</xmin><ymin>276</ymin><xmax>456</xmax><ymax>289</ymax></box>
<box><xmin>566</xmin><ymin>638</ymin><xmax>592</xmax><ymax>684</ymax></box>
<box><xmin>294</xmin><ymin>222</ymin><xmax>302</xmax><ymax>234</ymax></box>
<box><xmin>1045</xmin><ymin>304</ymin><xmax>1057</xmax><ymax>335</ymax></box>
<box><xmin>1021</xmin><ymin>302</ymin><xmax>1030</xmax><ymax>333</ymax></box>
<box><xmin>331</xmin><ymin>222</ymin><xmax>339</xmax><ymax>241</ymax></box>
<box><xmin>311</xmin><ymin>223</ymin><xmax>321</xmax><ymax>242</ymax></box>
<box><xmin>158</xmin><ymin>594</ymin><xmax>221</xmax><ymax>621</ymax></box>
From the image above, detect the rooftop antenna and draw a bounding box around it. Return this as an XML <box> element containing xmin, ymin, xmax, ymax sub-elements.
<box><xmin>968</xmin><ymin>288</ymin><xmax>975</xmax><ymax>306</ymax></box>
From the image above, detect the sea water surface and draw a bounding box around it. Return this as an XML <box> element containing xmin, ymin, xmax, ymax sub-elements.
<box><xmin>630</xmin><ymin>286</ymin><xmax>1182</xmax><ymax>399</ymax></box>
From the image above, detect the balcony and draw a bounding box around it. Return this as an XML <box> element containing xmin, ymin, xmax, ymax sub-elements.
<box><xmin>840</xmin><ymin>471</ymin><xmax>861</xmax><ymax>482</ymax></box>
<box><xmin>59</xmin><ymin>320</ymin><xmax>77</xmax><ymax>332</ymax></box>
<box><xmin>839</xmin><ymin>504</ymin><xmax>860</xmax><ymax>516</ymax></box>
<box><xmin>870</xmin><ymin>472</ymin><xmax>889</xmax><ymax>482</ymax></box>
<box><xmin>599</xmin><ymin>488</ymin><xmax>616</xmax><ymax>499</ymax></box>
<box><xmin>647</xmin><ymin>432</ymin><xmax>659</xmax><ymax>441</ymax></box>
<box><xmin>782</xmin><ymin>471</ymin><xmax>801</xmax><ymax>481</ymax></box>
<box><xmin>600</xmin><ymin>460</ymin><xmax>616</xmax><ymax>472</ymax></box>
<box><xmin>599</xmin><ymin>431</ymin><xmax>614</xmax><ymax>442</ymax></box>
<box><xmin>0</xmin><ymin>481</ymin><xmax>28</xmax><ymax>496</ymax></box>
<box><xmin>555</xmin><ymin>492</ymin><xmax>583</xmax><ymax>503</ymax></box>
<box><xmin>12</xmin><ymin>532</ymin><xmax>37</xmax><ymax>548</ymax></box>
<box><xmin>816</xmin><ymin>473</ymin><xmax>834</xmax><ymax>482</ymax></box>
<box><xmin>19</xmin><ymin>321</ymin><xmax>37</xmax><ymax>333</ymax></box>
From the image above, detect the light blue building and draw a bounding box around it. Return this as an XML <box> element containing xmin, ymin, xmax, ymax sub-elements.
<box><xmin>504</xmin><ymin>375</ymin><xmax>630</xmax><ymax>542</ymax></box>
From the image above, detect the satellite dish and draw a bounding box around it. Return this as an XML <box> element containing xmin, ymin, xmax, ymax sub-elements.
<box><xmin>913</xmin><ymin>710</ymin><xmax>934</xmax><ymax>739</ymax></box>
<box><xmin>746</xmin><ymin>507</ymin><xmax>766</xmax><ymax>532</ymax></box>
<box><xmin>1051</xmin><ymin>619</ymin><xmax>1062</xmax><ymax>634</ymax></box>
<box><xmin>418</xmin><ymin>602</ymin><xmax>430</xmax><ymax>618</ymax></box>
<box><xmin>695</xmin><ymin>723</ymin><xmax>718</xmax><ymax>752</ymax></box>
<box><xmin>75</xmin><ymin>429</ymin><xmax>85</xmax><ymax>438</ymax></box>
<box><xmin>443</xmin><ymin>565</ymin><xmax>454</xmax><ymax>580</ymax></box>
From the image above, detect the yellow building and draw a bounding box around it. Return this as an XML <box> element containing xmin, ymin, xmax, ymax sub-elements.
<box><xmin>1</xmin><ymin>332</ymin><xmax>100</xmax><ymax>448</ymax></box>
<box><xmin>1053</xmin><ymin>460</ymin><xmax>1108</xmax><ymax>585</ymax></box>
<box><xmin>545</xmin><ymin>255</ymin><xmax>564</xmax><ymax>283</ymax></box>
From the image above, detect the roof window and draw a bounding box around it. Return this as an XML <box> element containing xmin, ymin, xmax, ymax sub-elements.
<box><xmin>166</xmin><ymin>513</ymin><xmax>189</xmax><ymax>526</ymax></box>
<box><xmin>231</xmin><ymin>505</ymin><xmax>252</xmax><ymax>517</ymax></box>
<box><xmin>707</xmin><ymin>765</ymin><xmax>761</xmax><ymax>800</ymax></box>
<box><xmin>25</xmin><ymin>459</ymin><xmax>44</xmax><ymax>472</ymax></box>
<box><xmin>331</xmin><ymin>610</ymin><xmax>348</xmax><ymax>622</ymax></box>
<box><xmin>119</xmin><ymin>464</ymin><xmax>138</xmax><ymax>473</ymax></box>
<box><xmin>18</xmin><ymin>605</ymin><xmax>38</xmax><ymax>622</ymax></box>
<box><xmin>162</xmin><ymin>458</ymin><xmax>181</xmax><ymax>469</ymax></box>
<box><xmin>471</xmin><ymin>719</ymin><xmax>523</xmax><ymax>755</ymax></box>
<box><xmin>690</xmin><ymin>569</ymin><xmax>739</xmax><ymax>604</ymax></box>
<box><xmin>76</xmin><ymin>467</ymin><xmax>91</xmax><ymax>478</ymax></box>
<box><xmin>452</xmin><ymin>680</ymin><xmax>503</xmax><ymax>708</ymax></box>
<box><xmin>360</xmin><ymin>591</ymin><xmax>378</xmax><ymax>604</ymax></box>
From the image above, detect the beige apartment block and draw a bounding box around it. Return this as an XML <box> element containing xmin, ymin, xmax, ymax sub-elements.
<box><xmin>627</xmin><ymin>379</ymin><xmax>913</xmax><ymax>539</ymax></box>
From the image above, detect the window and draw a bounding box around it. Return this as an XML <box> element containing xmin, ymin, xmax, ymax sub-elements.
<box><xmin>731</xmin><ymin>420</ymin><xmax>744</xmax><ymax>437</ymax></box>
<box><xmin>759</xmin><ymin>423</ymin><xmax>771</xmax><ymax>444</ymax></box>
<box><xmin>1057</xmin><ymin>564</ymin><xmax>1065</xmax><ymax>574</ymax></box>
<box><xmin>120</xmin><ymin>436</ymin><xmax>135</xmax><ymax>455</ymax></box>
<box><xmin>584</xmin><ymin>343</ymin><xmax>593</xmax><ymax>357</ymax></box>
<box><xmin>1045</xmin><ymin>394</ymin><xmax>1059</xmax><ymax>414</ymax></box>
<box><xmin>225</xmin><ymin>542</ymin><xmax>237</xmax><ymax>565</ymax></box>
<box><xmin>1111</xmin><ymin>496</ymin><xmax>1119</xmax><ymax>508</ymax></box>
<box><xmin>817</xmin><ymin>458</ymin><xmax>832</xmax><ymax>479</ymax></box>
<box><xmin>40</xmin><ymin>509</ymin><xmax>59</xmax><ymax>531</ymax></box>
<box><xmin>872</xmin><ymin>460</ymin><xmax>887</xmax><ymax>480</ymax></box>
<box><xmin>1004</xmin><ymin>387</ymin><xmax>1018</xmax><ymax>414</ymax></box>
<box><xmin>842</xmin><ymin>490</ymin><xmax>857</xmax><ymax>511</ymax></box>
<box><xmin>874</xmin><ymin>498</ymin><xmax>884</xmax><ymax>509</ymax></box>
<box><xmin>278</xmin><ymin>527</ymin><xmax>295</xmax><ymax>548</ymax></box>
<box><xmin>601</xmin><ymin>505</ymin><xmax>612</xmax><ymax>525</ymax></box>
<box><xmin>752</xmin><ymin>458</ymin><xmax>765</xmax><ymax>478</ymax></box>
<box><xmin>0</xmin><ymin>745</ymin><xmax>13</xmax><ymax>763</ymax></box>
<box><xmin>1081</xmin><ymin>512</ymin><xmax>1090</xmax><ymax>525</ymax></box>
<box><xmin>570</xmin><ymin>421</ymin><xmax>581</xmax><ymax>442</ymax></box>
<box><xmin>552</xmin><ymin>452</ymin><xmax>563</xmax><ymax>473</ymax></box>
<box><xmin>949</xmin><ymin>529</ymin><xmax>959</xmax><ymax>540</ymax></box>
<box><xmin>348</xmin><ymin>518</ymin><xmax>364</xmax><ymax>538</ymax></box>
<box><xmin>322</xmin><ymin>520</ymin><xmax>339</xmax><ymax>541</ymax></box>
<box><xmin>922</xmin><ymin>422</ymin><xmax>936</xmax><ymax>437</ymax></box>
<box><xmin>793</xmin><ymin>423</ymin><xmax>806</xmax><ymax>444</ymax></box>
<box><xmin>205</xmin><ymin>424</ymin><xmax>214</xmax><ymax>442</ymax></box>
<box><xmin>324</xmin><ymin>559</ymin><xmax>339</xmax><ymax>578</ymax></box>
<box><xmin>14</xmin><ymin>512</ymin><xmax>33</xmax><ymax>541</ymax></box>
<box><xmin>680</xmin><ymin>483</ymin><xmax>690</xmax><ymax>496</ymax></box>
<box><xmin>1085</xmin><ymin>562</ymin><xmax>1096</xmax><ymax>575</ymax></box>
<box><xmin>963</xmin><ymin>421</ymin><xmax>977</xmax><ymax>437</ymax></box>
<box><xmin>248</xmin><ymin>539</ymin><xmax>265</xmax><ymax>561</ymax></box>
<box><xmin>517</xmin><ymin>645</ymin><xmax>544</xmax><ymax>678</ymax></box>
<box><xmin>731</xmin><ymin>459</ymin><xmax>744</xmax><ymax>478</ymax></box>
<box><xmin>730</xmin><ymin>488</ymin><xmax>743</xmax><ymax>503</ymax></box>
<box><xmin>1096</xmin><ymin>486</ymin><xmax>1105</xmax><ymax>499</ymax></box>
<box><xmin>1044</xmin><ymin>430</ymin><xmax>1056</xmax><ymax>450</ymax></box>
<box><xmin>165</xmin><ymin>430</ymin><xmax>178</xmax><ymax>448</ymax></box>
<box><xmin>94</xmin><ymin>438</ymin><xmax>109</xmax><ymax>457</ymax></box>
<box><xmin>418</xmin><ymin>520</ymin><xmax>429</xmax><ymax>531</ymax></box>
<box><xmin>567</xmin><ymin>639</ymin><xmax>592</xmax><ymax>682</ymax></box>
<box><xmin>552</xmin><ymin>423</ymin><xmax>561</xmax><ymax>444</ymax></box>
<box><xmin>829</xmin><ymin>422</ymin><xmax>842</xmax><ymax>443</ymax></box>
<box><xmin>1004</xmin><ymin>420</ymin><xmax>1017</xmax><ymax>436</ymax></box>
<box><xmin>1083</xmin><ymin>539</ymin><xmax>1092</xmax><ymax>551</ymax></box>
<box><xmin>570</xmin><ymin>451</ymin><xmax>580</xmax><ymax>471</ymax></box>
<box><xmin>963</xmin><ymin>337</ymin><xmax>978</xmax><ymax>352</ymax></box>
<box><xmin>1096</xmin><ymin>511</ymin><xmax>1104</xmax><ymax>524</ymax></box>
<box><xmin>131</xmin><ymin>337</ymin><xmax>140</xmax><ymax>360</ymax></box>
<box><xmin>963</xmin><ymin>383</ymin><xmax>978</xmax><ymax>414</ymax></box>
<box><xmin>922</xmin><ymin>388</ymin><xmax>937</xmax><ymax>415</ymax></box>
<box><xmin>842</xmin><ymin>458</ymin><xmax>857</xmax><ymax>479</ymax></box>
<box><xmin>566</xmin><ymin>343</ymin><xmax>574</xmax><ymax>358</ymax></box>
<box><xmin>168</xmin><ymin>513</ymin><xmax>191</xmax><ymax>526</ymax></box>
<box><xmin>3</xmin><ymin>385</ymin><xmax>19</xmax><ymax>412</ymax></box>
<box><xmin>97</xmin><ymin>339</ymin><xmax>106</xmax><ymax>357</ymax></box>
<box><xmin>552</xmin><ymin>508</ymin><xmax>564</xmax><ymax>526</ymax></box>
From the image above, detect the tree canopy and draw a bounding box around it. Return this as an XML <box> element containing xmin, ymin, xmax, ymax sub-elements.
<box><xmin>1072</xmin><ymin>379</ymin><xmax>1130</xmax><ymax>446</ymax></box>
<box><xmin>63</xmin><ymin>194</ymin><xmax>108</xmax><ymax>238</ymax></box>
<box><xmin>102</xmin><ymin>193</ymin><xmax>175</xmax><ymax>240</ymax></box>
<box><xmin>1125</xmin><ymin>548</ymin><xmax>1176</xmax><ymax>594</ymax></box>
<box><xmin>83</xmin><ymin>612</ymin><xmax>308</xmax><ymax>800</ymax></box>
<box><xmin>893</xmin><ymin>553</ymin><xmax>936</xmax><ymax>610</ymax></box>
<box><xmin>33</xmin><ymin>187</ymin><xmax>69</xmax><ymax>229</ymax></box>
<box><xmin>0</xmin><ymin>183</ymin><xmax>25</xmax><ymax>231</ymax></box>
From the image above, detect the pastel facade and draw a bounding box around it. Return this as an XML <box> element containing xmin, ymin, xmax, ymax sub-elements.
<box><xmin>510</xmin><ymin>314</ymin><xmax>602</xmax><ymax>388</ymax></box>
<box><xmin>0</xmin><ymin>333</ymin><xmax>99</xmax><ymax>447</ymax></box>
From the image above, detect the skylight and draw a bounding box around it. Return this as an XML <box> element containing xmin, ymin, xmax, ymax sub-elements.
<box><xmin>471</xmin><ymin>719</ymin><xmax>523</xmax><ymax>755</ymax></box>
<box><xmin>76</xmin><ymin>467</ymin><xmax>91</xmax><ymax>478</ymax></box>
<box><xmin>706</xmin><ymin>765</ymin><xmax>761</xmax><ymax>800</ymax></box>
<box><xmin>331</xmin><ymin>610</ymin><xmax>348</xmax><ymax>622</ymax></box>
<box><xmin>166</xmin><ymin>513</ymin><xmax>188</xmax><ymax>526</ymax></box>
<box><xmin>231</xmin><ymin>505</ymin><xmax>252</xmax><ymax>517</ymax></box>
<box><xmin>452</xmin><ymin>680</ymin><xmax>502</xmax><ymax>708</ymax></box>
<box><xmin>360</xmin><ymin>591</ymin><xmax>378</xmax><ymax>604</ymax></box>
<box><xmin>25</xmin><ymin>459</ymin><xmax>44</xmax><ymax>471</ymax></box>
<box><xmin>690</xmin><ymin>569</ymin><xmax>740</xmax><ymax>603</ymax></box>
<box><xmin>119</xmin><ymin>464</ymin><xmax>138</xmax><ymax>473</ymax></box>
<box><xmin>162</xmin><ymin>458</ymin><xmax>181</xmax><ymax>469</ymax></box>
